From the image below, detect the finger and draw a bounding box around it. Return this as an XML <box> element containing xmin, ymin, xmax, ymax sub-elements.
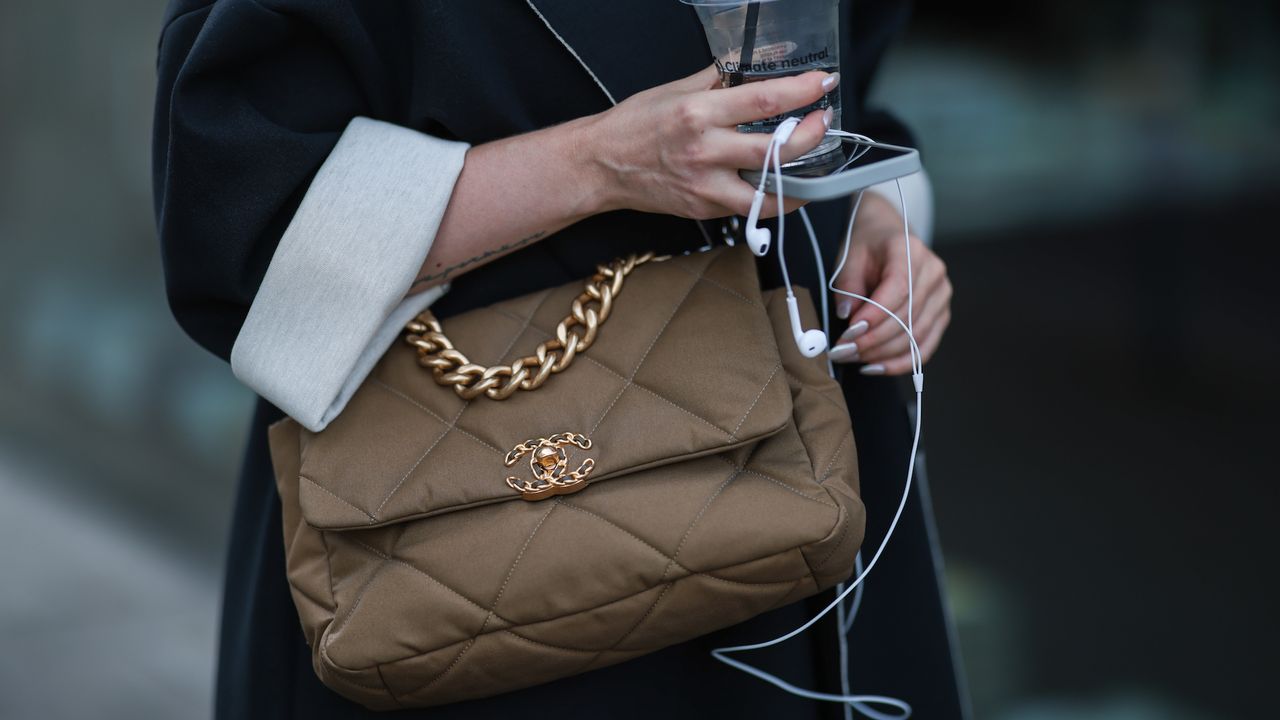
<box><xmin>758</xmin><ymin>194</ymin><xmax>808</xmax><ymax>219</ymax></box>
<box><xmin>701</xmin><ymin>173</ymin><xmax>767</xmax><ymax>219</ymax></box>
<box><xmin>706</xmin><ymin>170</ymin><xmax>807</xmax><ymax>219</ymax></box>
<box><xmin>863</xmin><ymin>352</ymin><xmax>916</xmax><ymax>377</ymax></box>
<box><xmin>708</xmin><ymin>70</ymin><xmax>838</xmax><ymax>127</ymax></box>
<box><xmin>831</xmin><ymin>244</ymin><xmax>872</xmax><ymax>322</ymax></box>
<box><xmin>857</xmin><ymin>330</ymin><xmax>912</xmax><ymax>365</ymax></box>
<box><xmin>858</xmin><ymin>280</ymin><xmax>949</xmax><ymax>363</ymax></box>
<box><xmin>870</xmin><ymin>306</ymin><xmax>950</xmax><ymax>376</ymax></box>
<box><xmin>708</xmin><ymin>107</ymin><xmax>827</xmax><ymax>170</ymax></box>
<box><xmin>776</xmin><ymin>108</ymin><xmax>830</xmax><ymax>164</ymax></box>
<box><xmin>848</xmin><ymin>238</ymin><xmax>940</xmax><ymax>343</ymax></box>
<box><xmin>704</xmin><ymin>128</ymin><xmax>774</xmax><ymax>170</ymax></box>
<box><xmin>847</xmin><ymin>269</ymin><xmax>907</xmax><ymax>342</ymax></box>
<box><xmin>673</xmin><ymin>63</ymin><xmax>724</xmax><ymax>93</ymax></box>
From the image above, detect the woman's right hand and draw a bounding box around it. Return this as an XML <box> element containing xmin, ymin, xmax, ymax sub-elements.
<box><xmin>581</xmin><ymin>64</ymin><xmax>838</xmax><ymax>220</ymax></box>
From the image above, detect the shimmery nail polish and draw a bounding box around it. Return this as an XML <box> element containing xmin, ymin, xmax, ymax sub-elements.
<box><xmin>829</xmin><ymin>341</ymin><xmax>859</xmax><ymax>357</ymax></box>
<box><xmin>829</xmin><ymin>347</ymin><xmax>860</xmax><ymax>364</ymax></box>
<box><xmin>838</xmin><ymin>320</ymin><xmax>868</xmax><ymax>344</ymax></box>
<box><xmin>836</xmin><ymin>298</ymin><xmax>852</xmax><ymax>319</ymax></box>
<box><xmin>859</xmin><ymin>364</ymin><xmax>885</xmax><ymax>376</ymax></box>
<box><xmin>822</xmin><ymin>108</ymin><xmax>833</xmax><ymax>129</ymax></box>
<box><xmin>821</xmin><ymin>72</ymin><xmax>841</xmax><ymax>92</ymax></box>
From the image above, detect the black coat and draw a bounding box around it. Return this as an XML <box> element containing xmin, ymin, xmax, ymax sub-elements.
<box><xmin>153</xmin><ymin>1</ymin><xmax>965</xmax><ymax>718</ymax></box>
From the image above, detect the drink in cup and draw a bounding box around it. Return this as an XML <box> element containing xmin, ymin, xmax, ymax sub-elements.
<box><xmin>683</xmin><ymin>0</ymin><xmax>843</xmax><ymax>168</ymax></box>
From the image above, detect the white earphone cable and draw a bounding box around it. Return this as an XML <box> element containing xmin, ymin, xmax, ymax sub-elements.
<box><xmin>712</xmin><ymin>127</ymin><xmax>923</xmax><ymax>719</ymax></box>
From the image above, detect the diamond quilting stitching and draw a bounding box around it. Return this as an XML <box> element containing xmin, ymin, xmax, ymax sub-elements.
<box><xmin>818</xmin><ymin>432</ymin><xmax>853</xmax><ymax>485</ymax></box>
<box><xmin>325</xmin><ymin>435</ymin><xmax>850</xmax><ymax>673</ymax></box>
<box><xmin>555</xmin><ymin>499</ymin><xmax>695</xmax><ymax>571</ymax></box>
<box><xmin>665</xmin><ymin>256</ymin><xmax>763</xmax><ymax>308</ymax></box>
<box><xmin>588</xmin><ymin>261</ymin><xmax>707</xmax><ymax>436</ymax></box>
<box><xmin>343</xmin><ymin>538</ymin><xmax>505</xmax><ymax>620</ymax></box>
<box><xmin>715</xmin><ymin>459</ymin><xmax>838</xmax><ymax>508</ymax></box>
<box><xmin>299</xmin><ymin>474</ymin><xmax>376</xmax><ymax>522</ymax></box>
<box><xmin>370</xmin><ymin>379</ymin><xmax>503</xmax><ymax>454</ymax></box>
<box><xmin>371</xmin><ymin>404</ymin><xmax>466</xmax><ymax>519</ymax></box>
<box><xmin>324</xmin><ymin>524</ymin><xmax>409</xmax><ymax>641</ymax></box>
<box><xmin>297</xmin><ymin>248</ymin><xmax>861</xmax><ymax>702</ymax></box>
<box><xmin>397</xmin><ymin>501</ymin><xmax>559</xmax><ymax>699</ymax></box>
<box><xmin>565</xmin><ymin>347</ymin><xmax>731</xmax><ymax>436</ymax></box>
<box><xmin>480</xmin><ymin>312</ymin><xmax>735</xmax><ymax>438</ymax></box>
<box><xmin>492</xmin><ymin>288</ymin><xmax>556</xmax><ymax>365</ymax></box>
<box><xmin>562</xmin><ymin>451</ymin><xmax>753</xmax><ymax>672</ymax></box>
<box><xmin>326</xmin><ymin>536</ymin><xmax>830</xmax><ymax>672</ymax></box>
<box><xmin>359</xmin><ymin>292</ymin><xmax>559</xmax><ymax>524</ymax></box>
<box><xmin>729</xmin><ymin>362</ymin><xmax>783</xmax><ymax>439</ymax></box>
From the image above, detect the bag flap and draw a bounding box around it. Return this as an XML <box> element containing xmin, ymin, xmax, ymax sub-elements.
<box><xmin>292</xmin><ymin>247</ymin><xmax>793</xmax><ymax>530</ymax></box>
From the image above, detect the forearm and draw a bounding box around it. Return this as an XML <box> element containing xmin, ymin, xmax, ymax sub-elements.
<box><xmin>409</xmin><ymin>115</ymin><xmax>606</xmax><ymax>292</ymax></box>
<box><xmin>409</xmin><ymin>64</ymin><xmax>837</xmax><ymax>292</ymax></box>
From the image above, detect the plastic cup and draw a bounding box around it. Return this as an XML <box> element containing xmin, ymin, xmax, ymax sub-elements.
<box><xmin>682</xmin><ymin>0</ymin><xmax>842</xmax><ymax>167</ymax></box>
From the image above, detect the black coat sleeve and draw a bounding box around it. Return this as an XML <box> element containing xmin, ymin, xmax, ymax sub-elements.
<box><xmin>152</xmin><ymin>0</ymin><xmax>407</xmax><ymax>361</ymax></box>
<box><xmin>845</xmin><ymin>0</ymin><xmax>916</xmax><ymax>147</ymax></box>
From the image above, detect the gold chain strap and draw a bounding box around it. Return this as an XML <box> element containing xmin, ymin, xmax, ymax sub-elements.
<box><xmin>403</xmin><ymin>252</ymin><xmax>663</xmax><ymax>400</ymax></box>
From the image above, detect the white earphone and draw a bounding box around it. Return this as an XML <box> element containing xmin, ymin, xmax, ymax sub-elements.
<box><xmin>745</xmin><ymin>116</ymin><xmax>800</xmax><ymax>257</ymax></box>
<box><xmin>748</xmin><ymin>116</ymin><xmax>827</xmax><ymax>357</ymax></box>
<box><xmin>715</xmin><ymin>122</ymin><xmax>925</xmax><ymax>720</ymax></box>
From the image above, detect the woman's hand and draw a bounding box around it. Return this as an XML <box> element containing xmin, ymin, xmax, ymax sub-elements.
<box><xmin>828</xmin><ymin>192</ymin><xmax>952</xmax><ymax>376</ymax></box>
<box><xmin>581</xmin><ymin>64</ymin><xmax>837</xmax><ymax>220</ymax></box>
<box><xmin>415</xmin><ymin>64</ymin><xmax>835</xmax><ymax>291</ymax></box>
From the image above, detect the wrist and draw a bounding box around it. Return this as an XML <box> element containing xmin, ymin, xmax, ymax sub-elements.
<box><xmin>853</xmin><ymin>191</ymin><xmax>904</xmax><ymax>239</ymax></box>
<box><xmin>571</xmin><ymin>111</ymin><xmax>627</xmax><ymax>214</ymax></box>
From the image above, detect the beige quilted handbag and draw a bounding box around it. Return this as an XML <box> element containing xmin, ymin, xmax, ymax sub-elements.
<box><xmin>268</xmin><ymin>245</ymin><xmax>865</xmax><ymax>709</ymax></box>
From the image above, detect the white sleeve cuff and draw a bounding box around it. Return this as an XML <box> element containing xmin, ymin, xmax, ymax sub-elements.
<box><xmin>231</xmin><ymin>117</ymin><xmax>468</xmax><ymax>432</ymax></box>
<box><xmin>865</xmin><ymin>167</ymin><xmax>935</xmax><ymax>246</ymax></box>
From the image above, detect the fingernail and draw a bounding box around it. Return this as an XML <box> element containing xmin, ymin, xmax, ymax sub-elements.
<box><xmin>821</xmin><ymin>72</ymin><xmax>841</xmax><ymax>92</ymax></box>
<box><xmin>829</xmin><ymin>343</ymin><xmax>860</xmax><ymax>363</ymax></box>
<box><xmin>838</xmin><ymin>320</ymin><xmax>869</xmax><ymax>343</ymax></box>
<box><xmin>836</xmin><ymin>298</ymin><xmax>852</xmax><ymax>319</ymax></box>
<box><xmin>859</xmin><ymin>363</ymin><xmax>886</xmax><ymax>376</ymax></box>
<box><xmin>822</xmin><ymin>108</ymin><xmax>833</xmax><ymax>129</ymax></box>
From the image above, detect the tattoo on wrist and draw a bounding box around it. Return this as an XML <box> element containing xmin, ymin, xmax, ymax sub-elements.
<box><xmin>411</xmin><ymin>231</ymin><xmax>547</xmax><ymax>288</ymax></box>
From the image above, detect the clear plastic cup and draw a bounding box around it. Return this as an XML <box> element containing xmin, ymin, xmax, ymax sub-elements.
<box><xmin>682</xmin><ymin>0</ymin><xmax>842</xmax><ymax>167</ymax></box>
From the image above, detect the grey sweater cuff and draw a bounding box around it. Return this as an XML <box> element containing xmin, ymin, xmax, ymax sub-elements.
<box><xmin>231</xmin><ymin>117</ymin><xmax>468</xmax><ymax>432</ymax></box>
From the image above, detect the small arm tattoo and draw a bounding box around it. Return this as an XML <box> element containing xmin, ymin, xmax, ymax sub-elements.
<box><xmin>410</xmin><ymin>230</ymin><xmax>547</xmax><ymax>289</ymax></box>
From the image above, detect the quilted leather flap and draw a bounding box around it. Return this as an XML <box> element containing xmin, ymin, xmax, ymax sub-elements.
<box><xmin>296</xmin><ymin>246</ymin><xmax>794</xmax><ymax>530</ymax></box>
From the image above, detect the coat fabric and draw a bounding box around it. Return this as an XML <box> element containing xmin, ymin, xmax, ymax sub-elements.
<box><xmin>153</xmin><ymin>1</ymin><xmax>965</xmax><ymax>717</ymax></box>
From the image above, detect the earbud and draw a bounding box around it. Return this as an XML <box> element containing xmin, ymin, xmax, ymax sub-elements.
<box><xmin>786</xmin><ymin>293</ymin><xmax>827</xmax><ymax>358</ymax></box>
<box><xmin>713</xmin><ymin>133</ymin><xmax>922</xmax><ymax>720</ymax></box>
<box><xmin>773</xmin><ymin>116</ymin><xmax>801</xmax><ymax>145</ymax></box>
<box><xmin>745</xmin><ymin>117</ymin><xmax>802</xmax><ymax>257</ymax></box>
<box><xmin>745</xmin><ymin>190</ymin><xmax>770</xmax><ymax>256</ymax></box>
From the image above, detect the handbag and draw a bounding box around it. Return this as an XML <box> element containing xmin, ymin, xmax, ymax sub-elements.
<box><xmin>267</xmin><ymin>245</ymin><xmax>865</xmax><ymax>708</ymax></box>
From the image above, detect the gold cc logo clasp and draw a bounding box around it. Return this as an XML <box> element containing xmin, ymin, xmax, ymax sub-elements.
<box><xmin>504</xmin><ymin>432</ymin><xmax>596</xmax><ymax>501</ymax></box>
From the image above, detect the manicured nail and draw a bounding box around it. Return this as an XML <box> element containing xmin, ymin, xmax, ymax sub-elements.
<box><xmin>821</xmin><ymin>72</ymin><xmax>841</xmax><ymax>92</ymax></box>
<box><xmin>829</xmin><ymin>343</ymin><xmax>860</xmax><ymax>363</ymax></box>
<box><xmin>836</xmin><ymin>298</ymin><xmax>853</xmax><ymax>319</ymax></box>
<box><xmin>859</xmin><ymin>364</ymin><xmax>886</xmax><ymax>376</ymax></box>
<box><xmin>822</xmin><ymin>108</ymin><xmax>833</xmax><ymax>129</ymax></box>
<box><xmin>838</xmin><ymin>320</ymin><xmax>869</xmax><ymax>344</ymax></box>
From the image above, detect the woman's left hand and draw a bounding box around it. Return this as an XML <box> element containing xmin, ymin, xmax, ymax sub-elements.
<box><xmin>828</xmin><ymin>191</ymin><xmax>952</xmax><ymax>375</ymax></box>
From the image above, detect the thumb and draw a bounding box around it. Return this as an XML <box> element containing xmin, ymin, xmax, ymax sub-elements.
<box><xmin>832</xmin><ymin>244</ymin><xmax>870</xmax><ymax>320</ymax></box>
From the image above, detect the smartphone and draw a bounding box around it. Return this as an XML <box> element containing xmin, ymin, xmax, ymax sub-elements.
<box><xmin>739</xmin><ymin>139</ymin><xmax>920</xmax><ymax>202</ymax></box>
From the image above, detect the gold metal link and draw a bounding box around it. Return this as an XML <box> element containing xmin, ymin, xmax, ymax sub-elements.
<box><xmin>403</xmin><ymin>253</ymin><xmax>664</xmax><ymax>400</ymax></box>
<box><xmin>503</xmin><ymin>432</ymin><xmax>597</xmax><ymax>500</ymax></box>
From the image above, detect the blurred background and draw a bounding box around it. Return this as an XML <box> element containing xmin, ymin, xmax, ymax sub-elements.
<box><xmin>0</xmin><ymin>0</ymin><xmax>1276</xmax><ymax>718</ymax></box>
